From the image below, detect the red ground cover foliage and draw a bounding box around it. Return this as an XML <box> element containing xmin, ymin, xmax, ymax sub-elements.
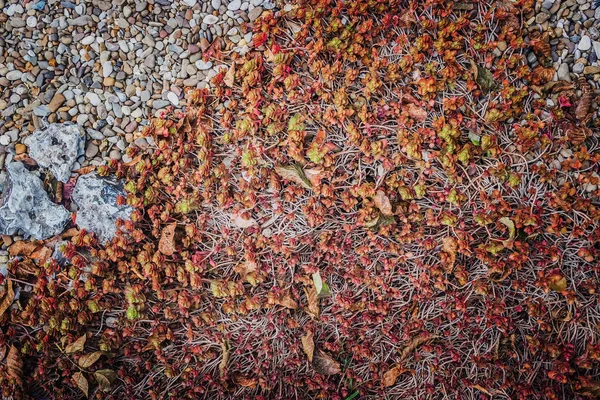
<box><xmin>2</xmin><ymin>0</ymin><xmax>600</xmax><ymax>399</ymax></box>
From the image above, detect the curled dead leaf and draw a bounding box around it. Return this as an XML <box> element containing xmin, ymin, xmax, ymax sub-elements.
<box><xmin>233</xmin><ymin>373</ymin><xmax>258</xmax><ymax>388</ymax></box>
<box><xmin>373</xmin><ymin>190</ymin><xmax>393</xmax><ymax>216</ymax></box>
<box><xmin>7</xmin><ymin>345</ymin><xmax>23</xmax><ymax>386</ymax></box>
<box><xmin>224</xmin><ymin>64</ymin><xmax>236</xmax><ymax>87</ymax></box>
<box><xmin>400</xmin><ymin>333</ymin><xmax>436</xmax><ymax>360</ymax></box>
<box><xmin>8</xmin><ymin>241</ymin><xmax>38</xmax><ymax>257</ymax></box>
<box><xmin>0</xmin><ymin>280</ymin><xmax>15</xmax><ymax>317</ymax></box>
<box><xmin>274</xmin><ymin>292</ymin><xmax>298</xmax><ymax>310</ymax></box>
<box><xmin>312</xmin><ymin>349</ymin><xmax>341</xmax><ymax>375</ymax></box>
<box><xmin>219</xmin><ymin>339</ymin><xmax>230</xmax><ymax>378</ymax></box>
<box><xmin>301</xmin><ymin>330</ymin><xmax>315</xmax><ymax>362</ymax></box>
<box><xmin>382</xmin><ymin>364</ymin><xmax>410</xmax><ymax>387</ymax></box>
<box><xmin>158</xmin><ymin>223</ymin><xmax>177</xmax><ymax>256</ymax></box>
<box><xmin>231</xmin><ymin>214</ymin><xmax>258</xmax><ymax>229</ymax></box>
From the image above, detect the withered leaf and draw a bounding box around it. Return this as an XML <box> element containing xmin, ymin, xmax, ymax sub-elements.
<box><xmin>499</xmin><ymin>217</ymin><xmax>516</xmax><ymax>246</ymax></box>
<box><xmin>73</xmin><ymin>372</ymin><xmax>89</xmax><ymax>398</ymax></box>
<box><xmin>382</xmin><ymin>364</ymin><xmax>410</xmax><ymax>387</ymax></box>
<box><xmin>231</xmin><ymin>214</ymin><xmax>258</xmax><ymax>228</ymax></box>
<box><xmin>8</xmin><ymin>241</ymin><xmax>38</xmax><ymax>257</ymax></box>
<box><xmin>94</xmin><ymin>369</ymin><xmax>117</xmax><ymax>392</ymax></box>
<box><xmin>29</xmin><ymin>245</ymin><xmax>53</xmax><ymax>263</ymax></box>
<box><xmin>224</xmin><ymin>64</ymin><xmax>236</xmax><ymax>87</ymax></box>
<box><xmin>78</xmin><ymin>351</ymin><xmax>103</xmax><ymax>369</ymax></box>
<box><xmin>158</xmin><ymin>223</ymin><xmax>177</xmax><ymax>256</ymax></box>
<box><xmin>373</xmin><ymin>190</ymin><xmax>393</xmax><ymax>216</ymax></box>
<box><xmin>274</xmin><ymin>292</ymin><xmax>298</xmax><ymax>310</ymax></box>
<box><xmin>549</xmin><ymin>274</ymin><xmax>567</xmax><ymax>292</ymax></box>
<box><xmin>0</xmin><ymin>280</ymin><xmax>15</xmax><ymax>317</ymax></box>
<box><xmin>406</xmin><ymin>103</ymin><xmax>427</xmax><ymax>122</ymax></box>
<box><xmin>7</xmin><ymin>345</ymin><xmax>23</xmax><ymax>386</ymax></box>
<box><xmin>233</xmin><ymin>373</ymin><xmax>258</xmax><ymax>388</ymax></box>
<box><xmin>219</xmin><ymin>339</ymin><xmax>230</xmax><ymax>378</ymax></box>
<box><xmin>312</xmin><ymin>349</ymin><xmax>341</xmax><ymax>375</ymax></box>
<box><xmin>304</xmin><ymin>285</ymin><xmax>320</xmax><ymax>318</ymax></box>
<box><xmin>275</xmin><ymin>164</ymin><xmax>312</xmax><ymax>190</ymax></box>
<box><xmin>400</xmin><ymin>333</ymin><xmax>436</xmax><ymax>360</ymax></box>
<box><xmin>470</xmin><ymin>60</ymin><xmax>495</xmax><ymax>93</ymax></box>
<box><xmin>65</xmin><ymin>334</ymin><xmax>87</xmax><ymax>354</ymax></box>
<box><xmin>301</xmin><ymin>330</ymin><xmax>315</xmax><ymax>362</ymax></box>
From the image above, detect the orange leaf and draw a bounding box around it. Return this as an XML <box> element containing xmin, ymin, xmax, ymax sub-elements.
<box><xmin>233</xmin><ymin>373</ymin><xmax>258</xmax><ymax>388</ymax></box>
<box><xmin>158</xmin><ymin>223</ymin><xmax>177</xmax><ymax>256</ymax></box>
<box><xmin>382</xmin><ymin>364</ymin><xmax>410</xmax><ymax>387</ymax></box>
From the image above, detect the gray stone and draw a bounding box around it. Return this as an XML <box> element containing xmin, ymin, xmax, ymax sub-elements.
<box><xmin>72</xmin><ymin>173</ymin><xmax>132</xmax><ymax>244</ymax></box>
<box><xmin>23</xmin><ymin>123</ymin><xmax>85</xmax><ymax>183</ymax></box>
<box><xmin>557</xmin><ymin>63</ymin><xmax>571</xmax><ymax>81</ymax></box>
<box><xmin>0</xmin><ymin>162</ymin><xmax>70</xmax><ymax>240</ymax></box>
<box><xmin>578</xmin><ymin>35</ymin><xmax>592</xmax><ymax>51</ymax></box>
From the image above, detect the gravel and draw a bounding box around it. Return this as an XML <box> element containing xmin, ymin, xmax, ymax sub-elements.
<box><xmin>0</xmin><ymin>0</ymin><xmax>275</xmax><ymax>175</ymax></box>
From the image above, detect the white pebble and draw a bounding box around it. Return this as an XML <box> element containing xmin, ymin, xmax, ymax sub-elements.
<box><xmin>167</xmin><ymin>92</ymin><xmax>180</xmax><ymax>106</ymax></box>
<box><xmin>195</xmin><ymin>60</ymin><xmax>213</xmax><ymax>70</ymax></box>
<box><xmin>203</xmin><ymin>14</ymin><xmax>219</xmax><ymax>25</ymax></box>
<box><xmin>86</xmin><ymin>92</ymin><xmax>101</xmax><ymax>106</ymax></box>
<box><xmin>228</xmin><ymin>0</ymin><xmax>242</xmax><ymax>11</ymax></box>
<box><xmin>26</xmin><ymin>16</ymin><xmax>37</xmax><ymax>28</ymax></box>
<box><xmin>102</xmin><ymin>61</ymin><xmax>113</xmax><ymax>78</ymax></box>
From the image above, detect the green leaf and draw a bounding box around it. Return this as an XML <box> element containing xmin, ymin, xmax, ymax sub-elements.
<box><xmin>288</xmin><ymin>114</ymin><xmax>305</xmax><ymax>132</ymax></box>
<box><xmin>468</xmin><ymin>131</ymin><xmax>481</xmax><ymax>146</ymax></box>
<box><xmin>94</xmin><ymin>369</ymin><xmax>117</xmax><ymax>392</ymax></box>
<box><xmin>312</xmin><ymin>272</ymin><xmax>331</xmax><ymax>299</ymax></box>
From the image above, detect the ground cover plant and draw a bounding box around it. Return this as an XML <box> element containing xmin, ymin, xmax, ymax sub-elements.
<box><xmin>1</xmin><ymin>0</ymin><xmax>600</xmax><ymax>398</ymax></box>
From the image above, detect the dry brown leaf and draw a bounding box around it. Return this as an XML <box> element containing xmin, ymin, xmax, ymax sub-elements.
<box><xmin>0</xmin><ymin>345</ymin><xmax>6</xmax><ymax>363</ymax></box>
<box><xmin>231</xmin><ymin>214</ymin><xmax>258</xmax><ymax>228</ymax></box>
<box><xmin>304</xmin><ymin>285</ymin><xmax>320</xmax><ymax>318</ymax></box>
<box><xmin>0</xmin><ymin>280</ymin><xmax>15</xmax><ymax>317</ymax></box>
<box><xmin>158</xmin><ymin>223</ymin><xmax>177</xmax><ymax>256</ymax></box>
<box><xmin>122</xmin><ymin>154</ymin><xmax>143</xmax><ymax>167</ymax></box>
<box><xmin>29</xmin><ymin>245</ymin><xmax>53</xmax><ymax>263</ymax></box>
<box><xmin>382</xmin><ymin>364</ymin><xmax>410</xmax><ymax>387</ymax></box>
<box><xmin>304</xmin><ymin>167</ymin><xmax>324</xmax><ymax>187</ymax></box>
<box><xmin>232</xmin><ymin>373</ymin><xmax>258</xmax><ymax>388</ymax></box>
<box><xmin>8</xmin><ymin>241</ymin><xmax>38</xmax><ymax>257</ymax></box>
<box><xmin>224</xmin><ymin>64</ymin><xmax>236</xmax><ymax>87</ymax></box>
<box><xmin>312</xmin><ymin>349</ymin><xmax>341</xmax><ymax>375</ymax></box>
<box><xmin>441</xmin><ymin>236</ymin><xmax>458</xmax><ymax>271</ymax></box>
<box><xmin>275</xmin><ymin>165</ymin><xmax>312</xmax><ymax>190</ymax></box>
<box><xmin>406</xmin><ymin>103</ymin><xmax>427</xmax><ymax>122</ymax></box>
<box><xmin>400</xmin><ymin>333</ymin><xmax>436</xmax><ymax>360</ymax></box>
<box><xmin>549</xmin><ymin>274</ymin><xmax>567</xmax><ymax>292</ymax></box>
<box><xmin>7</xmin><ymin>345</ymin><xmax>23</xmax><ymax>386</ymax></box>
<box><xmin>218</xmin><ymin>339</ymin><xmax>230</xmax><ymax>378</ymax></box>
<box><xmin>78</xmin><ymin>351</ymin><xmax>103</xmax><ymax>369</ymax></box>
<box><xmin>373</xmin><ymin>190</ymin><xmax>393</xmax><ymax>216</ymax></box>
<box><xmin>274</xmin><ymin>292</ymin><xmax>298</xmax><ymax>310</ymax></box>
<box><xmin>301</xmin><ymin>330</ymin><xmax>315</xmax><ymax>362</ymax></box>
<box><xmin>65</xmin><ymin>334</ymin><xmax>87</xmax><ymax>354</ymax></box>
<box><xmin>575</xmin><ymin>77</ymin><xmax>593</xmax><ymax>122</ymax></box>
<box><xmin>73</xmin><ymin>165</ymin><xmax>96</xmax><ymax>175</ymax></box>
<box><xmin>73</xmin><ymin>372</ymin><xmax>89</xmax><ymax>398</ymax></box>
<box><xmin>94</xmin><ymin>369</ymin><xmax>117</xmax><ymax>392</ymax></box>
<box><xmin>61</xmin><ymin>228</ymin><xmax>80</xmax><ymax>238</ymax></box>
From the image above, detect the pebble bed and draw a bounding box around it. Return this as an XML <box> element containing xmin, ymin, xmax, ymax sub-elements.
<box><xmin>0</xmin><ymin>0</ymin><xmax>274</xmax><ymax>171</ymax></box>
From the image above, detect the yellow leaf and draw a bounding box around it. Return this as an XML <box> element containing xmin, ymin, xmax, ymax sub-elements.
<box><xmin>549</xmin><ymin>274</ymin><xmax>567</xmax><ymax>292</ymax></box>
<box><xmin>73</xmin><ymin>372</ymin><xmax>89</xmax><ymax>398</ymax></box>
<box><xmin>78</xmin><ymin>351</ymin><xmax>103</xmax><ymax>369</ymax></box>
<box><xmin>65</xmin><ymin>334</ymin><xmax>87</xmax><ymax>354</ymax></box>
